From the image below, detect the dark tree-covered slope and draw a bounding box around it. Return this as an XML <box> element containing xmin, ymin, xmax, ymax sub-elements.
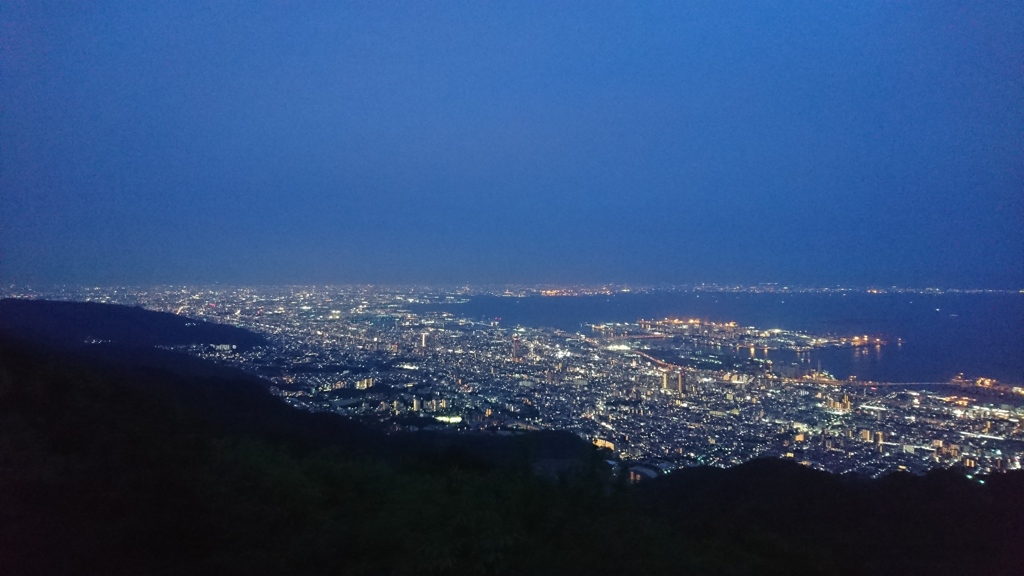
<box><xmin>0</xmin><ymin>336</ymin><xmax>677</xmax><ymax>576</ymax></box>
<box><xmin>0</xmin><ymin>301</ymin><xmax>1021</xmax><ymax>575</ymax></box>
<box><xmin>0</xmin><ymin>298</ymin><xmax>266</xmax><ymax>349</ymax></box>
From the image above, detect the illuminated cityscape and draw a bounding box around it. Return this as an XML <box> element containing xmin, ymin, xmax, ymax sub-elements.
<box><xmin>4</xmin><ymin>1</ymin><xmax>1022</xmax><ymax>572</ymax></box>
<box><xmin>10</xmin><ymin>284</ymin><xmax>1021</xmax><ymax>479</ymax></box>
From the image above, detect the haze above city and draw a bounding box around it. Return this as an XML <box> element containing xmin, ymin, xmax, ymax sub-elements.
<box><xmin>3</xmin><ymin>2</ymin><xmax>1021</xmax><ymax>288</ymax></box>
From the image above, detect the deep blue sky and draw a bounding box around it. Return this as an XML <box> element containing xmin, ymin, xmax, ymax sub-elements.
<box><xmin>3</xmin><ymin>1</ymin><xmax>1022</xmax><ymax>287</ymax></box>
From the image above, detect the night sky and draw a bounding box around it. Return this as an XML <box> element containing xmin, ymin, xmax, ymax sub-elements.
<box><xmin>3</xmin><ymin>2</ymin><xmax>1022</xmax><ymax>287</ymax></box>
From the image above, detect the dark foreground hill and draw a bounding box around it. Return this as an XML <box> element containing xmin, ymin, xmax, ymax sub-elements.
<box><xmin>0</xmin><ymin>302</ymin><xmax>1021</xmax><ymax>575</ymax></box>
<box><xmin>0</xmin><ymin>298</ymin><xmax>267</xmax><ymax>349</ymax></box>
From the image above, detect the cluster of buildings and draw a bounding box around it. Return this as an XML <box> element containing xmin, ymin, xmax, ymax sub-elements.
<box><xmin>7</xmin><ymin>284</ymin><xmax>1022</xmax><ymax>478</ymax></box>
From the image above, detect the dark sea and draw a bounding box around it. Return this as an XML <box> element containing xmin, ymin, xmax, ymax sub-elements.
<box><xmin>410</xmin><ymin>292</ymin><xmax>1024</xmax><ymax>385</ymax></box>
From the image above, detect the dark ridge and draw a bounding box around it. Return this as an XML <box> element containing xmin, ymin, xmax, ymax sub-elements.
<box><xmin>636</xmin><ymin>457</ymin><xmax>1024</xmax><ymax>575</ymax></box>
<box><xmin>0</xmin><ymin>335</ymin><xmax>628</xmax><ymax>576</ymax></box>
<box><xmin>1</xmin><ymin>300</ymin><xmax>1021</xmax><ymax>575</ymax></box>
<box><xmin>403</xmin><ymin>428</ymin><xmax>600</xmax><ymax>474</ymax></box>
<box><xmin>0</xmin><ymin>298</ymin><xmax>267</xmax><ymax>350</ymax></box>
<box><xmin>0</xmin><ymin>335</ymin><xmax>388</xmax><ymax>455</ymax></box>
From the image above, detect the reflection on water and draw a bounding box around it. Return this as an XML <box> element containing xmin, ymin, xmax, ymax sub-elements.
<box><xmin>410</xmin><ymin>292</ymin><xmax>1024</xmax><ymax>384</ymax></box>
<box><xmin>691</xmin><ymin>342</ymin><xmax>895</xmax><ymax>381</ymax></box>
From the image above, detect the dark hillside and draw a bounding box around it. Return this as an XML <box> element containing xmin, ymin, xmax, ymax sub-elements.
<box><xmin>0</xmin><ymin>336</ymin><xmax>683</xmax><ymax>575</ymax></box>
<box><xmin>637</xmin><ymin>456</ymin><xmax>1024</xmax><ymax>575</ymax></box>
<box><xmin>0</xmin><ymin>301</ymin><xmax>1020</xmax><ymax>575</ymax></box>
<box><xmin>0</xmin><ymin>298</ymin><xmax>266</xmax><ymax>349</ymax></box>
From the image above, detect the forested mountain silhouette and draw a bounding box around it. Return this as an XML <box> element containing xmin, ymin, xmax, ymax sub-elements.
<box><xmin>1</xmin><ymin>301</ymin><xmax>1019</xmax><ymax>575</ymax></box>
